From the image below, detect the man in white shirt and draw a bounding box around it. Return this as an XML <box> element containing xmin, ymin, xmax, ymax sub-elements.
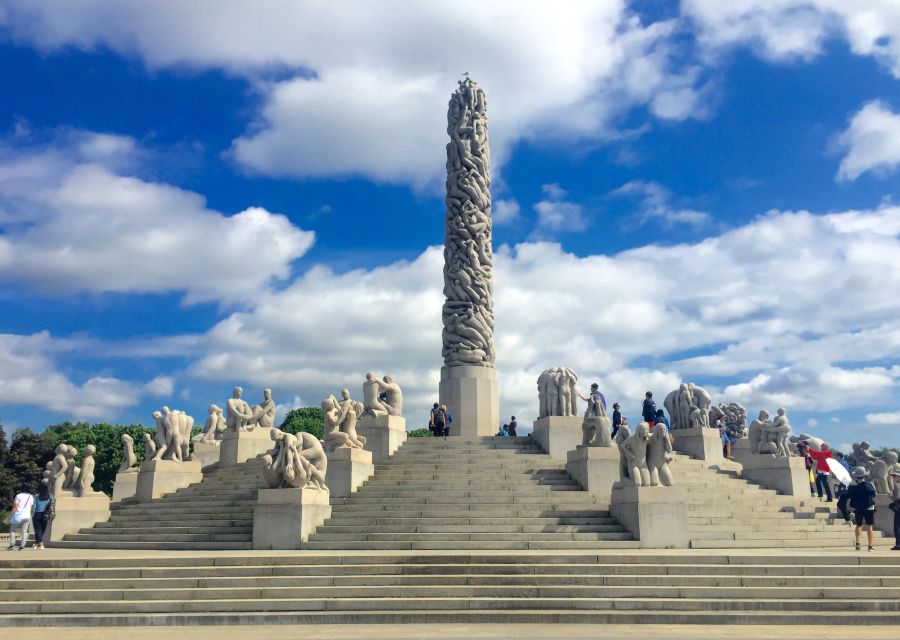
<box><xmin>8</xmin><ymin>488</ymin><xmax>34</xmax><ymax>550</ymax></box>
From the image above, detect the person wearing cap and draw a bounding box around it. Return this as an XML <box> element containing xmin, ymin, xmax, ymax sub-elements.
<box><xmin>889</xmin><ymin>465</ymin><xmax>900</xmax><ymax>551</ymax></box>
<box><xmin>846</xmin><ymin>466</ymin><xmax>877</xmax><ymax>551</ymax></box>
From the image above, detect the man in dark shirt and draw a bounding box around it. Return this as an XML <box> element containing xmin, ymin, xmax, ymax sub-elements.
<box><xmin>642</xmin><ymin>392</ymin><xmax>657</xmax><ymax>425</ymax></box>
<box><xmin>611</xmin><ymin>403</ymin><xmax>622</xmax><ymax>438</ymax></box>
<box><xmin>508</xmin><ymin>416</ymin><xmax>517</xmax><ymax>436</ymax></box>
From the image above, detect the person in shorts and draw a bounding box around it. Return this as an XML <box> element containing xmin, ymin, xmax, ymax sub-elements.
<box><xmin>846</xmin><ymin>466</ymin><xmax>877</xmax><ymax>551</ymax></box>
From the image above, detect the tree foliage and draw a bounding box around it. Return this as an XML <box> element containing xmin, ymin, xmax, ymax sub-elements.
<box><xmin>407</xmin><ymin>428</ymin><xmax>432</xmax><ymax>438</ymax></box>
<box><xmin>280</xmin><ymin>407</ymin><xmax>324</xmax><ymax>440</ymax></box>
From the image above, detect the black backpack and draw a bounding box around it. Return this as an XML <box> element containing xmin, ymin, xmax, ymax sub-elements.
<box><xmin>434</xmin><ymin>408</ymin><xmax>446</xmax><ymax>426</ymax></box>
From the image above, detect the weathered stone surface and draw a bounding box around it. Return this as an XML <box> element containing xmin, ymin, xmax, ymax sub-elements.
<box><xmin>357</xmin><ymin>414</ymin><xmax>407</xmax><ymax>462</ymax></box>
<box><xmin>565</xmin><ymin>445</ymin><xmax>619</xmax><ymax>500</ymax></box>
<box><xmin>610</xmin><ymin>484</ymin><xmax>689</xmax><ymax>548</ymax></box>
<box><xmin>325</xmin><ymin>446</ymin><xmax>374</xmax><ymax>498</ymax></box>
<box><xmin>135</xmin><ymin>458</ymin><xmax>202</xmax><ymax>502</ymax></box>
<box><xmin>191</xmin><ymin>441</ymin><xmax>221</xmax><ymax>470</ymax></box>
<box><xmin>253</xmin><ymin>487</ymin><xmax>332</xmax><ymax>549</ymax></box>
<box><xmin>672</xmin><ymin>426</ymin><xmax>724</xmax><ymax>464</ymax></box>
<box><xmin>46</xmin><ymin>494</ymin><xmax>110</xmax><ymax>544</ymax></box>
<box><xmin>110</xmin><ymin>471</ymin><xmax>138</xmax><ymax>503</ymax></box>
<box><xmin>740</xmin><ymin>454</ymin><xmax>808</xmax><ymax>496</ymax></box>
<box><xmin>439</xmin><ymin>364</ymin><xmax>498</xmax><ymax>438</ymax></box>
<box><xmin>531</xmin><ymin>415</ymin><xmax>582</xmax><ymax>461</ymax></box>
<box><xmin>219</xmin><ymin>425</ymin><xmax>274</xmax><ymax>467</ymax></box>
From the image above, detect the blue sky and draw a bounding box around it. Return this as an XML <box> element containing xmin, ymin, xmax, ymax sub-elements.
<box><xmin>0</xmin><ymin>1</ymin><xmax>898</xmax><ymax>449</ymax></box>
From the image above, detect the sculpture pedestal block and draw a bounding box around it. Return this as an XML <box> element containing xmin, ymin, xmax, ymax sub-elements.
<box><xmin>439</xmin><ymin>365</ymin><xmax>499</xmax><ymax>438</ymax></box>
<box><xmin>610</xmin><ymin>484</ymin><xmax>689</xmax><ymax>548</ymax></box>
<box><xmin>135</xmin><ymin>459</ymin><xmax>202</xmax><ymax>502</ymax></box>
<box><xmin>191</xmin><ymin>441</ymin><xmax>221</xmax><ymax>470</ymax></box>
<box><xmin>565</xmin><ymin>446</ymin><xmax>619</xmax><ymax>500</ymax></box>
<box><xmin>741</xmin><ymin>455</ymin><xmax>808</xmax><ymax>496</ymax></box>
<box><xmin>111</xmin><ymin>471</ymin><xmax>139</xmax><ymax>503</ymax></box>
<box><xmin>357</xmin><ymin>415</ymin><xmax>407</xmax><ymax>463</ymax></box>
<box><xmin>253</xmin><ymin>487</ymin><xmax>331</xmax><ymax>550</ymax></box>
<box><xmin>531</xmin><ymin>416</ymin><xmax>582</xmax><ymax>461</ymax></box>
<box><xmin>46</xmin><ymin>495</ymin><xmax>111</xmax><ymax>544</ymax></box>
<box><xmin>220</xmin><ymin>427</ymin><xmax>274</xmax><ymax>468</ymax></box>
<box><xmin>731</xmin><ymin>437</ymin><xmax>752</xmax><ymax>463</ymax></box>
<box><xmin>325</xmin><ymin>447</ymin><xmax>374</xmax><ymax>498</ymax></box>
<box><xmin>672</xmin><ymin>427</ymin><xmax>723</xmax><ymax>464</ymax></box>
<box><xmin>874</xmin><ymin>495</ymin><xmax>895</xmax><ymax>538</ymax></box>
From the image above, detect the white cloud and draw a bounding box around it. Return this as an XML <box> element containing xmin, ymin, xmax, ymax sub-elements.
<box><xmin>531</xmin><ymin>184</ymin><xmax>588</xmax><ymax>236</ymax></box>
<box><xmin>492</xmin><ymin>199</ymin><xmax>521</xmax><ymax>225</ymax></box>
<box><xmin>866</xmin><ymin>411</ymin><xmax>900</xmax><ymax>425</ymax></box>
<box><xmin>0</xmin><ymin>130</ymin><xmax>315</xmax><ymax>302</ymax></box>
<box><xmin>613</xmin><ymin>180</ymin><xmax>711</xmax><ymax>228</ymax></box>
<box><xmin>836</xmin><ymin>100</ymin><xmax>900</xmax><ymax>181</ymax></box>
<box><xmin>143</xmin><ymin>375</ymin><xmax>175</xmax><ymax>397</ymax></box>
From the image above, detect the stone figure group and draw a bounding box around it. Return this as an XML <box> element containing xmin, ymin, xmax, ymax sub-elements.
<box><xmin>851</xmin><ymin>442</ymin><xmax>898</xmax><ymax>494</ymax></box>
<box><xmin>226</xmin><ymin>387</ymin><xmax>275</xmax><ymax>432</ymax></box>
<box><xmin>322</xmin><ymin>390</ymin><xmax>367</xmax><ymax>452</ymax></box>
<box><xmin>194</xmin><ymin>404</ymin><xmax>226</xmax><ymax>444</ymax></box>
<box><xmin>44</xmin><ymin>443</ymin><xmax>102</xmax><ymax>497</ymax></box>
<box><xmin>663</xmin><ymin>383</ymin><xmax>712</xmax><ymax>430</ymax></box>
<box><xmin>747</xmin><ymin>408</ymin><xmax>792</xmax><ymax>457</ymax></box>
<box><xmin>615</xmin><ymin>422</ymin><xmax>674</xmax><ymax>487</ymax></box>
<box><xmin>151</xmin><ymin>406</ymin><xmax>195</xmax><ymax>462</ymax></box>
<box><xmin>537</xmin><ymin>367</ymin><xmax>581</xmax><ymax>418</ymax></box>
<box><xmin>361</xmin><ymin>373</ymin><xmax>403</xmax><ymax>418</ymax></box>
<box><xmin>262</xmin><ymin>429</ymin><xmax>328</xmax><ymax>491</ymax></box>
<box><xmin>709</xmin><ymin>402</ymin><xmax>747</xmax><ymax>438</ymax></box>
<box><xmin>441</xmin><ymin>77</ymin><xmax>495</xmax><ymax>368</ymax></box>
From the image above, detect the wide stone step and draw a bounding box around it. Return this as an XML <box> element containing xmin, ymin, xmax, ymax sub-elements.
<box><xmin>48</xmin><ymin>541</ymin><xmax>253</xmax><ymax>550</ymax></box>
<box><xmin>323</xmin><ymin>516</ymin><xmax>618</xmax><ymax>527</ymax></box>
<box><xmin>82</xmin><ymin>526</ymin><xmax>254</xmax><ymax>535</ymax></box>
<box><xmin>64</xmin><ymin>532</ymin><xmax>252</xmax><ymax>543</ymax></box>
<box><xmin>309</xmin><ymin>531</ymin><xmax>633</xmax><ymax>542</ymax></box>
<box><xmin>302</xmin><ymin>540</ymin><xmax>640</xmax><ymax>550</ymax></box>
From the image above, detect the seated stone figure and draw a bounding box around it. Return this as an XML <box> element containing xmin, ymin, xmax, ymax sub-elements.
<box><xmin>142</xmin><ymin>432</ymin><xmax>157</xmax><ymax>459</ymax></box>
<box><xmin>647</xmin><ymin>424</ymin><xmax>674</xmax><ymax>487</ymax></box>
<box><xmin>362</xmin><ymin>372</ymin><xmax>391</xmax><ymax>418</ymax></box>
<box><xmin>226</xmin><ymin>386</ymin><xmax>254</xmax><ymax>432</ymax></box>
<box><xmin>578</xmin><ymin>415</ymin><xmax>612</xmax><ymax>448</ymax></box>
<box><xmin>118</xmin><ymin>433</ymin><xmax>138</xmax><ymax>473</ymax></box>
<box><xmin>74</xmin><ymin>445</ymin><xmax>103</xmax><ymax>497</ymax></box>
<box><xmin>380</xmin><ymin>375</ymin><xmax>403</xmax><ymax>417</ymax></box>
<box><xmin>245</xmin><ymin>388</ymin><xmax>276</xmax><ymax>431</ymax></box>
<box><xmin>871</xmin><ymin>451</ymin><xmax>899</xmax><ymax>494</ymax></box>
<box><xmin>194</xmin><ymin>404</ymin><xmax>226</xmax><ymax>443</ymax></box>
<box><xmin>321</xmin><ymin>393</ymin><xmax>367</xmax><ymax>452</ymax></box>
<box><xmin>62</xmin><ymin>444</ymin><xmax>80</xmax><ymax>492</ymax></box>
<box><xmin>262</xmin><ymin>429</ymin><xmax>328</xmax><ymax>491</ymax></box>
<box><xmin>622</xmin><ymin>422</ymin><xmax>652</xmax><ymax>487</ymax></box>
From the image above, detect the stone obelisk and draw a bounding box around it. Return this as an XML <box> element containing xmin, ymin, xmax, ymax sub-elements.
<box><xmin>438</xmin><ymin>77</ymin><xmax>499</xmax><ymax>438</ymax></box>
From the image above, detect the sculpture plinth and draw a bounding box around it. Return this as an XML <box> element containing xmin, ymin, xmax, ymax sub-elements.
<box><xmin>671</xmin><ymin>426</ymin><xmax>724</xmax><ymax>464</ymax></box>
<box><xmin>531</xmin><ymin>416</ymin><xmax>582</xmax><ymax>460</ymax></box>
<box><xmin>439</xmin><ymin>365</ymin><xmax>498</xmax><ymax>438</ymax></box>
<box><xmin>357</xmin><ymin>415</ymin><xmax>407</xmax><ymax>463</ymax></box>
<box><xmin>610</xmin><ymin>484</ymin><xmax>689</xmax><ymax>548</ymax></box>
<box><xmin>191</xmin><ymin>440</ymin><xmax>221</xmax><ymax>470</ymax></box>
<box><xmin>111</xmin><ymin>471</ymin><xmax>139</xmax><ymax>503</ymax></box>
<box><xmin>566</xmin><ymin>446</ymin><xmax>619</xmax><ymax>499</ymax></box>
<box><xmin>253</xmin><ymin>487</ymin><xmax>331</xmax><ymax>550</ymax></box>
<box><xmin>220</xmin><ymin>427</ymin><xmax>274</xmax><ymax>468</ymax></box>
<box><xmin>46</xmin><ymin>494</ymin><xmax>111</xmax><ymax>544</ymax></box>
<box><xmin>740</xmin><ymin>454</ymin><xmax>808</xmax><ymax>496</ymax></box>
<box><xmin>135</xmin><ymin>458</ymin><xmax>202</xmax><ymax>502</ymax></box>
<box><xmin>325</xmin><ymin>446</ymin><xmax>374</xmax><ymax>498</ymax></box>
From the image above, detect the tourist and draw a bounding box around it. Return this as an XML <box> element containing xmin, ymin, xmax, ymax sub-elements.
<box><xmin>433</xmin><ymin>404</ymin><xmax>451</xmax><ymax>438</ymax></box>
<box><xmin>428</xmin><ymin>402</ymin><xmax>439</xmax><ymax>435</ymax></box>
<box><xmin>797</xmin><ymin>442</ymin><xmax>816</xmax><ymax>497</ymax></box>
<box><xmin>642</xmin><ymin>392</ymin><xmax>657</xmax><ymax>426</ymax></box>
<box><xmin>847</xmin><ymin>466</ymin><xmax>877</xmax><ymax>551</ymax></box>
<box><xmin>890</xmin><ymin>466</ymin><xmax>900</xmax><ymax>551</ymax></box>
<box><xmin>508</xmin><ymin>416</ymin><xmax>517</xmax><ymax>436</ymax></box>
<box><xmin>497</xmin><ymin>424</ymin><xmax>509</xmax><ymax>437</ymax></box>
<box><xmin>807</xmin><ymin>443</ymin><xmax>834</xmax><ymax>502</ymax></box>
<box><xmin>7</xmin><ymin>485</ymin><xmax>34</xmax><ymax>550</ymax></box>
<box><xmin>31</xmin><ymin>480</ymin><xmax>54</xmax><ymax>550</ymax></box>
<box><xmin>654</xmin><ymin>409</ymin><xmax>669</xmax><ymax>429</ymax></box>
<box><xmin>611</xmin><ymin>403</ymin><xmax>622</xmax><ymax>438</ymax></box>
<box><xmin>717</xmin><ymin>416</ymin><xmax>734</xmax><ymax>459</ymax></box>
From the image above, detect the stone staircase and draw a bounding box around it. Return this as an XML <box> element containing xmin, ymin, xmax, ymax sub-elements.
<box><xmin>1</xmin><ymin>551</ymin><xmax>899</xmax><ymax>626</ymax></box>
<box><xmin>53</xmin><ymin>460</ymin><xmax>266</xmax><ymax>550</ymax></box>
<box><xmin>307</xmin><ymin>436</ymin><xmax>638</xmax><ymax>550</ymax></box>
<box><xmin>672</xmin><ymin>453</ymin><xmax>894</xmax><ymax>548</ymax></box>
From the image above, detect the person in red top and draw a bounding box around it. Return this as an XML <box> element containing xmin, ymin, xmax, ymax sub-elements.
<box><xmin>807</xmin><ymin>443</ymin><xmax>834</xmax><ymax>502</ymax></box>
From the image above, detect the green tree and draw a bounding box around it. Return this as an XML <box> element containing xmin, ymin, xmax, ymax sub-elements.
<box><xmin>0</xmin><ymin>423</ymin><xmax>9</xmax><ymax>464</ymax></box>
<box><xmin>407</xmin><ymin>428</ymin><xmax>432</xmax><ymax>438</ymax></box>
<box><xmin>5</xmin><ymin>429</ymin><xmax>54</xmax><ymax>496</ymax></box>
<box><xmin>280</xmin><ymin>407</ymin><xmax>324</xmax><ymax>440</ymax></box>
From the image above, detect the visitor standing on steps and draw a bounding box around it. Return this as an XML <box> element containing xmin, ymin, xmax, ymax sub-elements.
<box><xmin>507</xmin><ymin>416</ymin><xmax>517</xmax><ymax>436</ymax></box>
<box><xmin>432</xmin><ymin>404</ymin><xmax>451</xmax><ymax>438</ymax></box>
<box><xmin>847</xmin><ymin>466</ymin><xmax>877</xmax><ymax>551</ymax></box>
<box><xmin>7</xmin><ymin>486</ymin><xmax>34</xmax><ymax>550</ymax></box>
<box><xmin>890</xmin><ymin>465</ymin><xmax>900</xmax><ymax>551</ymax></box>
<box><xmin>31</xmin><ymin>480</ymin><xmax>54</xmax><ymax>550</ymax></box>
<box><xmin>642</xmin><ymin>392</ymin><xmax>657</xmax><ymax>426</ymax></box>
<box><xmin>611</xmin><ymin>403</ymin><xmax>622</xmax><ymax>438</ymax></box>
<box><xmin>807</xmin><ymin>443</ymin><xmax>834</xmax><ymax>502</ymax></box>
<box><xmin>428</xmin><ymin>402</ymin><xmax>439</xmax><ymax>436</ymax></box>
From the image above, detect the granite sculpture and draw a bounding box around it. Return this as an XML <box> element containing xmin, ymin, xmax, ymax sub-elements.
<box><xmin>245</xmin><ymin>388</ymin><xmax>276</xmax><ymax>430</ymax></box>
<box><xmin>142</xmin><ymin>432</ymin><xmax>157</xmax><ymax>459</ymax></box>
<box><xmin>48</xmin><ymin>444</ymin><xmax>68</xmax><ymax>495</ymax></box>
<box><xmin>709</xmin><ymin>402</ymin><xmax>747</xmax><ymax>438</ymax></box>
<box><xmin>194</xmin><ymin>404</ymin><xmax>226</xmax><ymax>443</ymax></box>
<box><xmin>852</xmin><ymin>444</ymin><xmax>900</xmax><ymax>494</ymax></box>
<box><xmin>322</xmin><ymin>392</ymin><xmax>367</xmax><ymax>452</ymax></box>
<box><xmin>647</xmin><ymin>424</ymin><xmax>674</xmax><ymax>486</ymax></box>
<box><xmin>537</xmin><ymin>367</ymin><xmax>580</xmax><ymax>417</ymax></box>
<box><xmin>663</xmin><ymin>383</ymin><xmax>712</xmax><ymax>430</ymax></box>
<box><xmin>262</xmin><ymin>429</ymin><xmax>328</xmax><ymax>491</ymax></box>
<box><xmin>747</xmin><ymin>409</ymin><xmax>792</xmax><ymax>457</ymax></box>
<box><xmin>621</xmin><ymin>422</ymin><xmax>653</xmax><ymax>487</ymax></box>
<box><xmin>789</xmin><ymin>433</ymin><xmax>826</xmax><ymax>454</ymax></box>
<box><xmin>118</xmin><ymin>433</ymin><xmax>138</xmax><ymax>473</ymax></box>
<box><xmin>361</xmin><ymin>373</ymin><xmax>403</xmax><ymax>418</ymax></box>
<box><xmin>226</xmin><ymin>386</ymin><xmax>254</xmax><ymax>432</ymax></box>
<box><xmin>62</xmin><ymin>445</ymin><xmax>80</xmax><ymax>491</ymax></box>
<box><xmin>151</xmin><ymin>406</ymin><xmax>195</xmax><ymax>462</ymax></box>
<box><xmin>74</xmin><ymin>445</ymin><xmax>103</xmax><ymax>497</ymax></box>
<box><xmin>442</xmin><ymin>77</ymin><xmax>495</xmax><ymax>368</ymax></box>
<box><xmin>614</xmin><ymin>424</ymin><xmax>632</xmax><ymax>483</ymax></box>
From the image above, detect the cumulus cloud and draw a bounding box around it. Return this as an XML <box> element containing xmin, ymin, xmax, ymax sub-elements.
<box><xmin>866</xmin><ymin>411</ymin><xmax>900</xmax><ymax>425</ymax></box>
<box><xmin>0</xmin><ymin>130</ymin><xmax>315</xmax><ymax>302</ymax></box>
<box><xmin>836</xmin><ymin>100</ymin><xmax>900</xmax><ymax>181</ymax></box>
<box><xmin>613</xmin><ymin>180</ymin><xmax>711</xmax><ymax>228</ymax></box>
<box><xmin>492</xmin><ymin>199</ymin><xmax>521</xmax><ymax>225</ymax></box>
<box><xmin>530</xmin><ymin>184</ymin><xmax>588</xmax><ymax>237</ymax></box>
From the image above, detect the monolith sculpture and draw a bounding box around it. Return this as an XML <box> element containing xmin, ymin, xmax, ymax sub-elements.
<box><xmin>438</xmin><ymin>77</ymin><xmax>499</xmax><ymax>438</ymax></box>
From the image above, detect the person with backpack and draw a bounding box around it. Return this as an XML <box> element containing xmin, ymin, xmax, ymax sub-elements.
<box><xmin>433</xmin><ymin>404</ymin><xmax>451</xmax><ymax>438</ymax></box>
<box><xmin>32</xmin><ymin>479</ymin><xmax>55</xmax><ymax>550</ymax></box>
<box><xmin>889</xmin><ymin>465</ymin><xmax>900</xmax><ymax>551</ymax></box>
<box><xmin>641</xmin><ymin>392</ymin><xmax>657</xmax><ymax>426</ymax></box>
<box><xmin>7</xmin><ymin>485</ymin><xmax>34</xmax><ymax>550</ymax></box>
<box><xmin>428</xmin><ymin>402</ymin><xmax>439</xmax><ymax>435</ymax></box>
<box><xmin>846</xmin><ymin>466</ymin><xmax>877</xmax><ymax>551</ymax></box>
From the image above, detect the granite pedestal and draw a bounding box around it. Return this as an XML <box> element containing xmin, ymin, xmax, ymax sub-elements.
<box><xmin>135</xmin><ymin>458</ymin><xmax>203</xmax><ymax>502</ymax></box>
<box><xmin>740</xmin><ymin>454</ymin><xmax>808</xmax><ymax>496</ymax></box>
<box><xmin>874</xmin><ymin>494</ymin><xmax>896</xmax><ymax>539</ymax></box>
<box><xmin>731</xmin><ymin>437</ymin><xmax>752</xmax><ymax>463</ymax></box>
<box><xmin>325</xmin><ymin>446</ymin><xmax>374</xmax><ymax>498</ymax></box>
<box><xmin>565</xmin><ymin>446</ymin><xmax>619</xmax><ymax>500</ymax></box>
<box><xmin>439</xmin><ymin>365</ymin><xmax>499</xmax><ymax>438</ymax></box>
<box><xmin>253</xmin><ymin>487</ymin><xmax>332</xmax><ymax>550</ymax></box>
<box><xmin>191</xmin><ymin>440</ymin><xmax>221</xmax><ymax>470</ymax></box>
<box><xmin>357</xmin><ymin>415</ymin><xmax>407</xmax><ymax>463</ymax></box>
<box><xmin>610</xmin><ymin>484</ymin><xmax>689</xmax><ymax>548</ymax></box>
<box><xmin>531</xmin><ymin>416</ymin><xmax>582</xmax><ymax>461</ymax></box>
<box><xmin>672</xmin><ymin>427</ymin><xmax>723</xmax><ymax>464</ymax></box>
<box><xmin>111</xmin><ymin>471</ymin><xmax>138</xmax><ymax>503</ymax></box>
<box><xmin>220</xmin><ymin>427</ymin><xmax>274</xmax><ymax>468</ymax></box>
<box><xmin>46</xmin><ymin>494</ymin><xmax>111</xmax><ymax>544</ymax></box>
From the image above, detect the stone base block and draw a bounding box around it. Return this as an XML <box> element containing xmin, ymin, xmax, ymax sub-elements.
<box><xmin>610</xmin><ymin>484</ymin><xmax>689</xmax><ymax>548</ymax></box>
<box><xmin>325</xmin><ymin>447</ymin><xmax>374</xmax><ymax>498</ymax></box>
<box><xmin>111</xmin><ymin>471</ymin><xmax>139</xmax><ymax>503</ymax></box>
<box><xmin>565</xmin><ymin>446</ymin><xmax>619</xmax><ymax>500</ymax></box>
<box><xmin>531</xmin><ymin>416</ymin><xmax>582</xmax><ymax>461</ymax></box>
<box><xmin>439</xmin><ymin>365</ymin><xmax>499</xmax><ymax>438</ymax></box>
<box><xmin>191</xmin><ymin>440</ymin><xmax>221</xmax><ymax>470</ymax></box>
<box><xmin>46</xmin><ymin>495</ymin><xmax>111</xmax><ymax>544</ymax></box>
<box><xmin>253</xmin><ymin>487</ymin><xmax>332</xmax><ymax>550</ymax></box>
<box><xmin>874</xmin><ymin>495</ymin><xmax>895</xmax><ymax>538</ymax></box>
<box><xmin>741</xmin><ymin>454</ymin><xmax>808</xmax><ymax>496</ymax></box>
<box><xmin>357</xmin><ymin>415</ymin><xmax>407</xmax><ymax>463</ymax></box>
<box><xmin>671</xmin><ymin>427</ymin><xmax>724</xmax><ymax>464</ymax></box>
<box><xmin>135</xmin><ymin>458</ymin><xmax>202</xmax><ymax>502</ymax></box>
<box><xmin>731</xmin><ymin>437</ymin><xmax>752</xmax><ymax>463</ymax></box>
<box><xmin>220</xmin><ymin>427</ymin><xmax>275</xmax><ymax>468</ymax></box>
